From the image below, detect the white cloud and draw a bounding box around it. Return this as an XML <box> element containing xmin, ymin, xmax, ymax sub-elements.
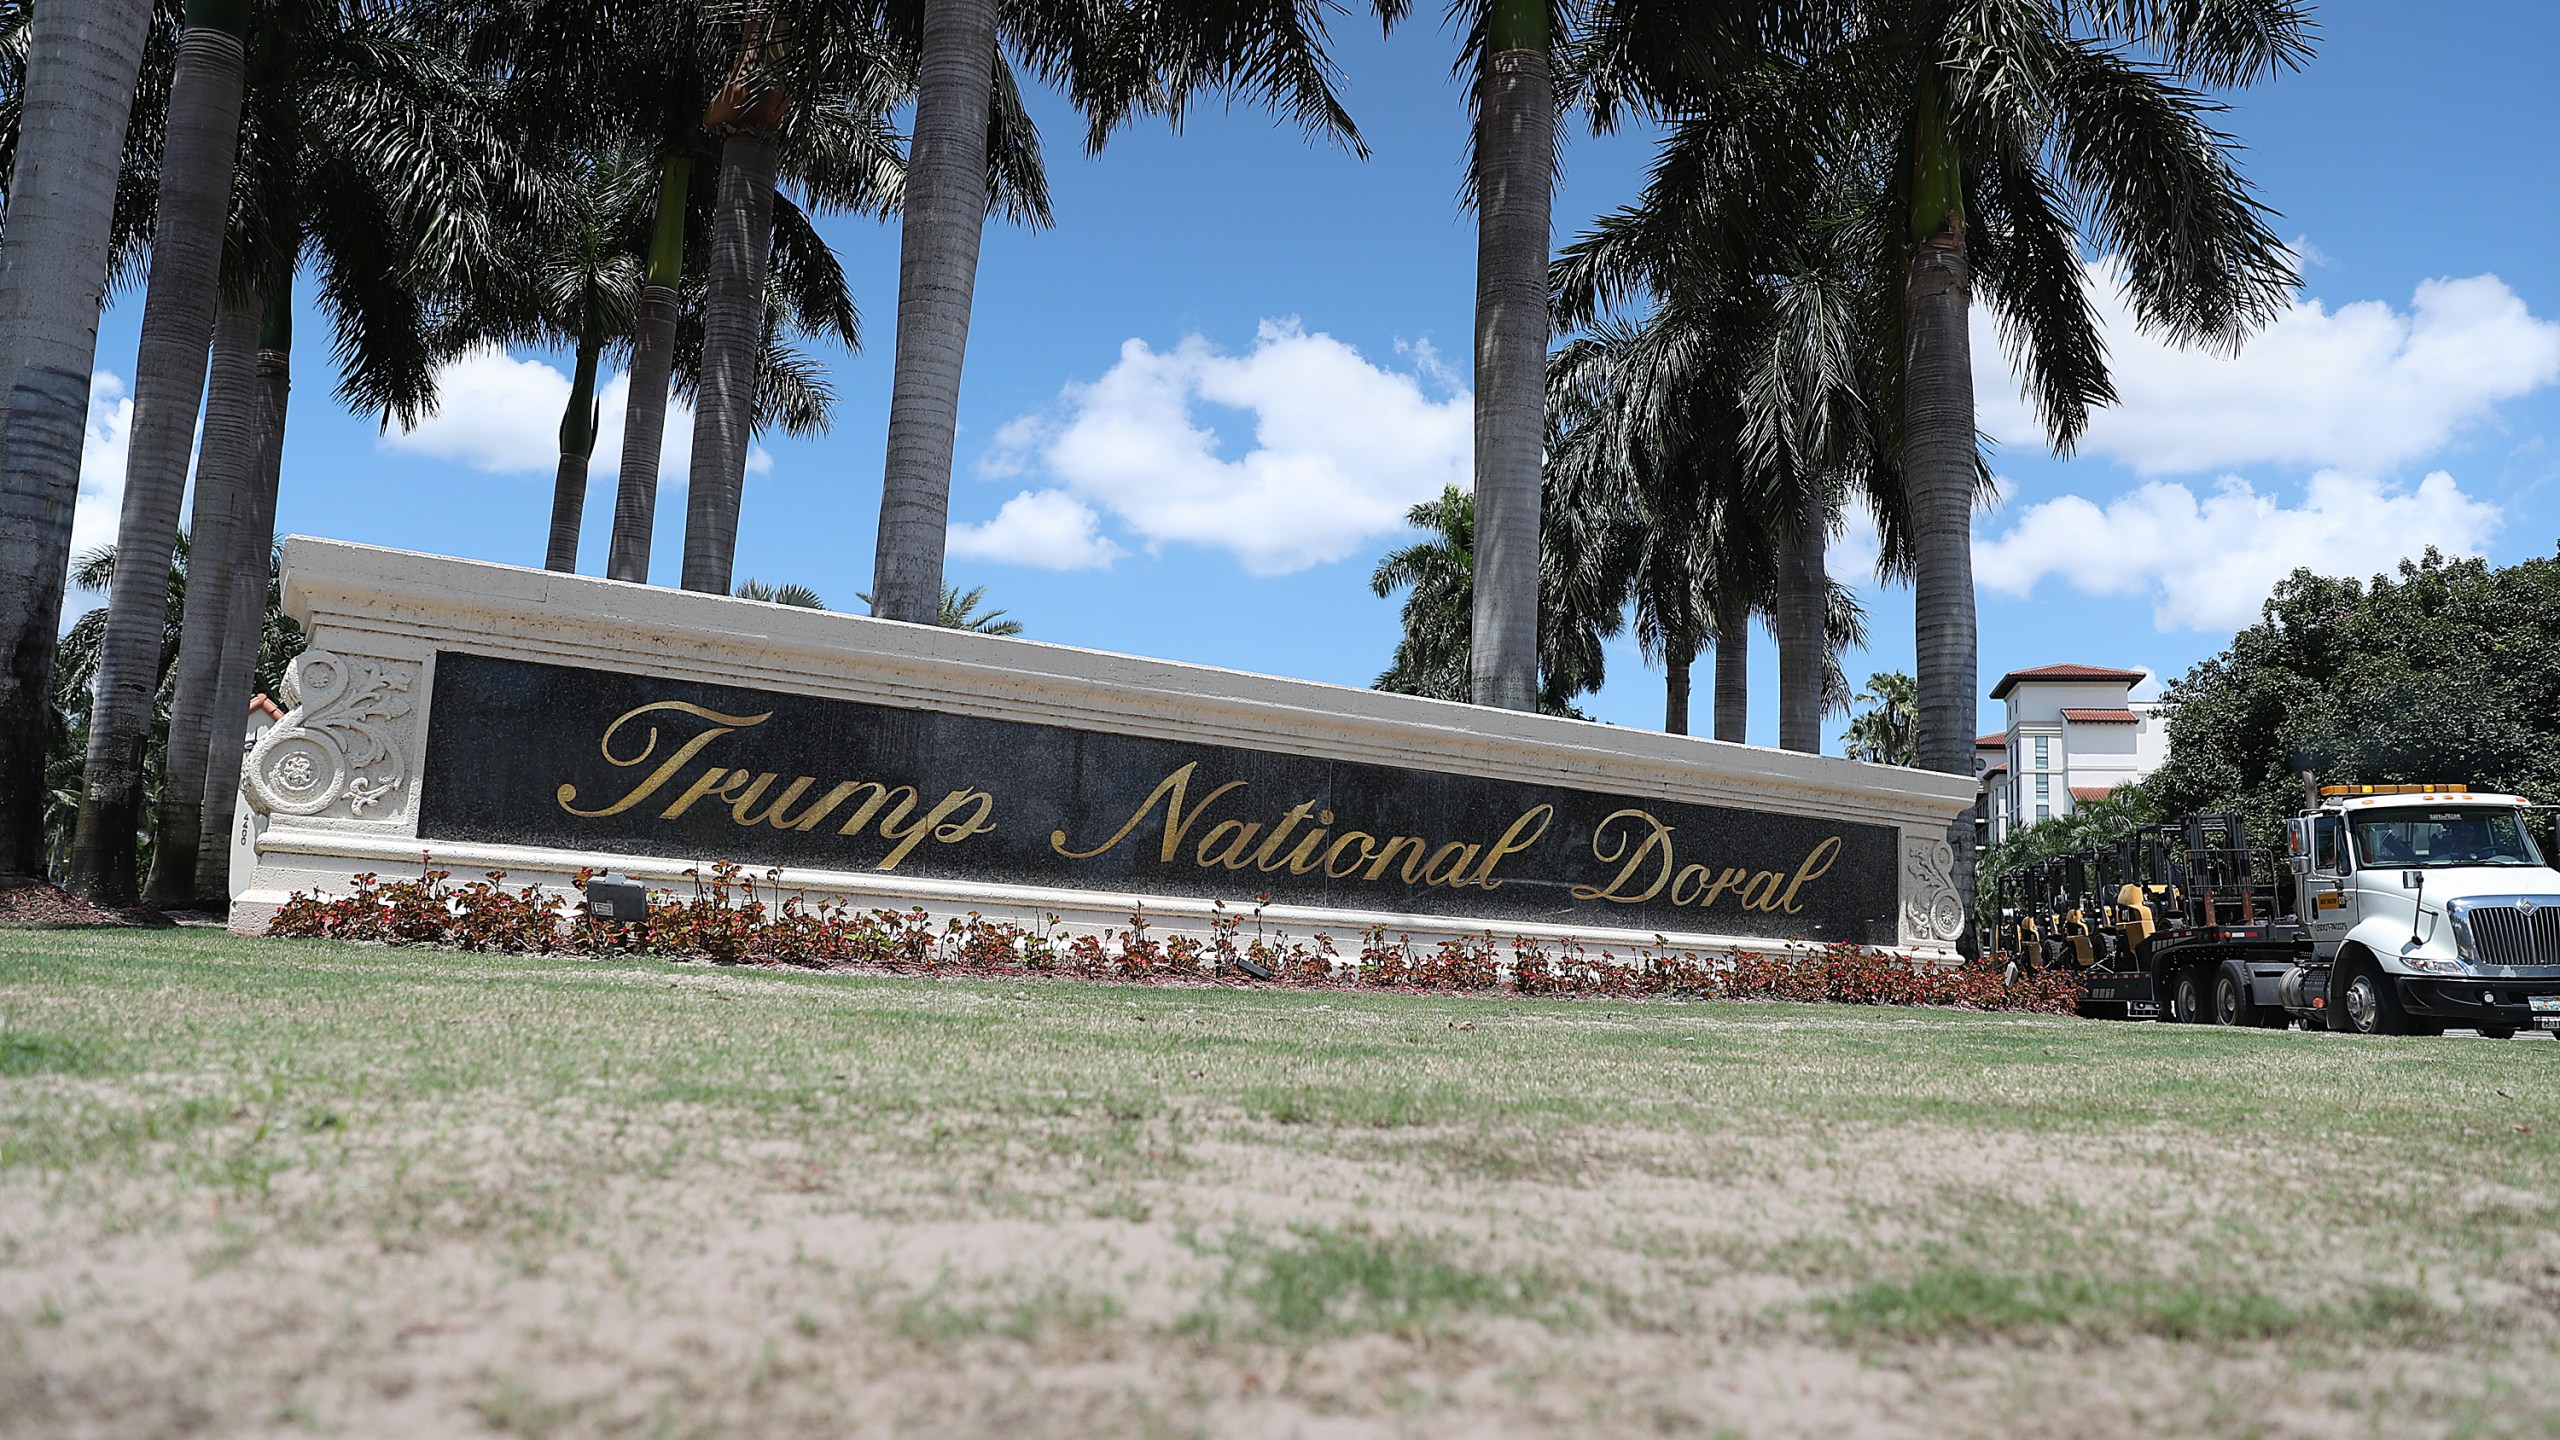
<box><xmin>1976</xmin><ymin>265</ymin><xmax>2560</xmax><ymax>475</ymax></box>
<box><xmin>980</xmin><ymin>319</ymin><xmax>1471</xmax><ymax>575</ymax></box>
<box><xmin>947</xmin><ymin>489</ymin><xmax>1125</xmax><ymax>570</ymax></box>
<box><xmin>384</xmin><ymin>345</ymin><xmax>771</xmax><ymax>485</ymax></box>
<box><xmin>1975</xmin><ymin>469</ymin><xmax>2503</xmax><ymax>631</ymax></box>
<box><xmin>61</xmin><ymin>371</ymin><xmax>136</xmax><ymax>619</ymax></box>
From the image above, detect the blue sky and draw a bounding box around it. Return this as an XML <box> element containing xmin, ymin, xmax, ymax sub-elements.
<box><xmin>73</xmin><ymin>1</ymin><xmax>2560</xmax><ymax>748</ymax></box>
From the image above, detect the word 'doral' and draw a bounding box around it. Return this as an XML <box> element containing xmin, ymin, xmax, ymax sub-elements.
<box><xmin>553</xmin><ymin>701</ymin><xmax>996</xmax><ymax>871</ymax></box>
<box><xmin>1574</xmin><ymin>809</ymin><xmax>1841</xmax><ymax>913</ymax></box>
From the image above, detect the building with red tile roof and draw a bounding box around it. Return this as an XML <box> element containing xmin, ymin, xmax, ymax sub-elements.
<box><xmin>1978</xmin><ymin>664</ymin><xmax>2167</xmax><ymax>844</ymax></box>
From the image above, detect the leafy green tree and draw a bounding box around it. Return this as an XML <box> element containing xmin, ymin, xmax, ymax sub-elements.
<box><xmin>2145</xmin><ymin>551</ymin><xmax>2560</xmax><ymax>844</ymax></box>
<box><xmin>1841</xmin><ymin>670</ymin><xmax>1915</xmax><ymax>765</ymax></box>
<box><xmin>0</xmin><ymin>0</ymin><xmax>159</xmax><ymax>880</ymax></box>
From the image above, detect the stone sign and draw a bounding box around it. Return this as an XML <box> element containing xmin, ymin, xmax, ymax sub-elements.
<box><xmin>229</xmin><ymin>539</ymin><xmax>1976</xmax><ymax>955</ymax></box>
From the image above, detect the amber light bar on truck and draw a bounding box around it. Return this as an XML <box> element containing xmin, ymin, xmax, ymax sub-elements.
<box><xmin>2319</xmin><ymin>784</ymin><xmax>2469</xmax><ymax>797</ymax></box>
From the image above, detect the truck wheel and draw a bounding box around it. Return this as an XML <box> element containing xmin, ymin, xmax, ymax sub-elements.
<box><xmin>2170</xmin><ymin>968</ymin><xmax>2209</xmax><ymax>1024</ymax></box>
<box><xmin>2333</xmin><ymin>956</ymin><xmax>2416</xmax><ymax>1036</ymax></box>
<box><xmin>2212</xmin><ymin>962</ymin><xmax>2258</xmax><ymax>1027</ymax></box>
<box><xmin>2478</xmin><ymin>1026</ymin><xmax>2517</xmax><ymax>1040</ymax></box>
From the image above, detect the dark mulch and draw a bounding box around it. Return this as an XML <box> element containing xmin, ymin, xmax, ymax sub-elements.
<box><xmin>0</xmin><ymin>879</ymin><xmax>173</xmax><ymax>928</ymax></box>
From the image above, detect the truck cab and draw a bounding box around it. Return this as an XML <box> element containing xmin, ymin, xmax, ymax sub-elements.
<box><xmin>2285</xmin><ymin>785</ymin><xmax>2560</xmax><ymax>1035</ymax></box>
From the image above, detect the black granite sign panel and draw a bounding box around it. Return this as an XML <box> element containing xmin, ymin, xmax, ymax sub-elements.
<box><xmin>417</xmin><ymin>651</ymin><xmax>1901</xmax><ymax>943</ymax></box>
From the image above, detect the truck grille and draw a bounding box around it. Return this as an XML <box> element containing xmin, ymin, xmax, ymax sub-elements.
<box><xmin>2464</xmin><ymin>905</ymin><xmax>2560</xmax><ymax>967</ymax></box>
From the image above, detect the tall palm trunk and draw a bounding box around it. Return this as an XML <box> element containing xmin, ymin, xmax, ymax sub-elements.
<box><xmin>1904</xmin><ymin>76</ymin><xmax>1980</xmax><ymax>950</ymax></box>
<box><xmin>1663</xmin><ymin>637</ymin><xmax>1693</xmax><ymax>736</ymax></box>
<box><xmin>1904</xmin><ymin>73</ymin><xmax>1975</xmax><ymax>777</ymax></box>
<box><xmin>870</xmin><ymin>0</ymin><xmax>1001</xmax><ymax>625</ymax></box>
<box><xmin>1466</xmin><ymin>0</ymin><xmax>1554</xmax><ymax>713</ymax></box>
<box><xmin>545</xmin><ymin>320</ymin><xmax>603</xmax><ymax>572</ymax></box>
<box><xmin>0</xmin><ymin>0</ymin><xmax>155</xmax><ymax>878</ymax></box>
<box><xmin>67</xmin><ymin>3</ymin><xmax>252</xmax><ymax>903</ymax></box>
<box><xmin>137</xmin><ymin>289</ymin><xmax>260</xmax><ymax>910</ymax></box>
<box><xmin>605</xmin><ymin>152</ymin><xmax>689</xmax><ymax>584</ymax></box>
<box><xmin>1711</xmin><ymin>598</ymin><xmax>1749</xmax><ymax>744</ymax></box>
<box><xmin>1775</xmin><ymin>481</ymin><xmax>1828</xmax><ymax>753</ymax></box>
<box><xmin>679</xmin><ymin>128</ymin><xmax>777</xmax><ymax>594</ymax></box>
<box><xmin>193</xmin><ymin>280</ymin><xmax>290</xmax><ymax>913</ymax></box>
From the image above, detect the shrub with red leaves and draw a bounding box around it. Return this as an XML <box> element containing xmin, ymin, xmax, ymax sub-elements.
<box><xmin>269</xmin><ymin>858</ymin><xmax>2078</xmax><ymax>1014</ymax></box>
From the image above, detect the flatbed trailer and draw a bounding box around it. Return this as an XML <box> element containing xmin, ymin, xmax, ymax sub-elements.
<box><xmin>1992</xmin><ymin>787</ymin><xmax>2560</xmax><ymax>1035</ymax></box>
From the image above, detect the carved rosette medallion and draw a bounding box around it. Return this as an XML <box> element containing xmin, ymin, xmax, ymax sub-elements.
<box><xmin>1902</xmin><ymin>835</ymin><xmax>1964</xmax><ymax>945</ymax></box>
<box><xmin>242</xmin><ymin>650</ymin><xmax>420</xmax><ymax>819</ymax></box>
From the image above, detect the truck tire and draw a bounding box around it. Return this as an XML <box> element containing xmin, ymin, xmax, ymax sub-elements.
<box><xmin>2170</xmin><ymin>967</ymin><xmax>2209</xmax><ymax>1024</ymax></box>
<box><xmin>2213</xmin><ymin>961</ymin><xmax>2258</xmax><ymax>1027</ymax></box>
<box><xmin>2332</xmin><ymin>954</ymin><xmax>2419</xmax><ymax>1036</ymax></box>
<box><xmin>2477</xmin><ymin>1026</ymin><xmax>2517</xmax><ymax>1040</ymax></box>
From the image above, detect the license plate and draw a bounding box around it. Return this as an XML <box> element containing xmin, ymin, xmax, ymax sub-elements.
<box><xmin>2537</xmin><ymin>1017</ymin><xmax>2560</xmax><ymax>1031</ymax></box>
<box><xmin>2533</xmin><ymin>997</ymin><xmax>2560</xmax><ymax>1015</ymax></box>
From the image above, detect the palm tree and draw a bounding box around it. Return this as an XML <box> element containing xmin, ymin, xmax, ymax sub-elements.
<box><xmin>1457</xmin><ymin>0</ymin><xmax>1556</xmax><ymax>714</ymax></box>
<box><xmin>1551</xmin><ymin>76</ymin><xmax>1905</xmax><ymax>755</ymax></box>
<box><xmin>53</xmin><ymin>526</ymin><xmax>304</xmax><ymax>889</ymax></box>
<box><xmin>137</xmin><ymin>285</ymin><xmax>263</xmax><ymax>908</ymax></box>
<box><xmin>1825</xmin><ymin>0</ymin><xmax>2307</xmax><ymax>774</ymax></box>
<box><xmin>1841</xmin><ymin>670</ymin><xmax>1916</xmax><ymax>765</ymax></box>
<box><xmin>680</xmin><ymin>23</ymin><xmax>789</xmax><ymax>594</ymax></box>
<box><xmin>858</xmin><ymin>0</ymin><xmax>1368</xmax><ymax>625</ymax></box>
<box><xmin>0</xmin><ymin>0</ymin><xmax>159</xmax><ymax>879</ymax></box>
<box><xmin>65</xmin><ymin>0</ymin><xmax>260</xmax><ymax>901</ymax></box>
<box><xmin>1369</xmin><ymin>485</ymin><xmax>1610</xmax><ymax>715</ymax></box>
<box><xmin>735</xmin><ymin>577</ymin><xmax>824</xmax><ymax>607</ymax></box>
<box><xmin>514</xmin><ymin>152</ymin><xmax>650</xmax><ymax>573</ymax></box>
<box><xmin>937</xmin><ymin>584</ymin><xmax>1019</xmax><ymax>635</ymax></box>
<box><xmin>1370</xmin><ymin>488</ymin><xmax>1475</xmax><ymax>704</ymax></box>
<box><xmin>1448</xmin><ymin>0</ymin><xmax>1863</xmax><ymax>713</ymax></box>
<box><xmin>450</xmin><ymin>0</ymin><xmax>959</xmax><ymax>587</ymax></box>
<box><xmin>189</xmin><ymin>281</ymin><xmax>294</xmax><ymax>909</ymax></box>
<box><xmin>50</xmin><ymin>0</ymin><xmax>523</xmax><ymax>901</ymax></box>
<box><xmin>852</xmin><ymin>582</ymin><xmax>1023</xmax><ymax>635</ymax></box>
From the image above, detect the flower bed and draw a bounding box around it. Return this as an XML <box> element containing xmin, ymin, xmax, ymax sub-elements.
<box><xmin>267</xmin><ymin>860</ymin><xmax>2079</xmax><ymax>1013</ymax></box>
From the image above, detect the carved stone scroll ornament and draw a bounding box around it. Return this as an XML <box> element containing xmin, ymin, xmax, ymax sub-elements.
<box><xmin>1902</xmin><ymin>835</ymin><xmax>1965</xmax><ymax>944</ymax></box>
<box><xmin>242</xmin><ymin>650</ymin><xmax>420</xmax><ymax>818</ymax></box>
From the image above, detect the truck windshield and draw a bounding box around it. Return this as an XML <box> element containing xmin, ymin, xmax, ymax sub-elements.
<box><xmin>2349</xmin><ymin>808</ymin><xmax>2544</xmax><ymax>869</ymax></box>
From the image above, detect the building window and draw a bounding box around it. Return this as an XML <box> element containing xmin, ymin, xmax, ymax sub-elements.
<box><xmin>2035</xmin><ymin>775</ymin><xmax>2050</xmax><ymax>799</ymax></box>
<box><xmin>2034</xmin><ymin>736</ymin><xmax>2050</xmax><ymax>768</ymax></box>
<box><xmin>2037</xmin><ymin>804</ymin><xmax>2051</xmax><ymax>822</ymax></box>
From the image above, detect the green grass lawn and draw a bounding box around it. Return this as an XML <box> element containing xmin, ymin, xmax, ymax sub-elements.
<box><xmin>5</xmin><ymin>928</ymin><xmax>2559</xmax><ymax>1438</ymax></box>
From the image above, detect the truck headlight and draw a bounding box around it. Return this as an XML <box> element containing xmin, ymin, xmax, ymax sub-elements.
<box><xmin>2401</xmin><ymin>952</ymin><xmax>2467</xmax><ymax>975</ymax></box>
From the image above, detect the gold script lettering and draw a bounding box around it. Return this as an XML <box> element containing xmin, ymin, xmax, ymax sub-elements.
<box><xmin>1572</xmin><ymin>809</ymin><xmax>1675</xmax><ymax>903</ymax></box>
<box><xmin>1051</xmin><ymin>762</ymin><xmax>1245</xmax><ymax>862</ymax></box>
<box><xmin>556</xmin><ymin>702</ymin><xmax>772</xmax><ymax>817</ymax></box>
<box><xmin>1776</xmin><ymin>836</ymin><xmax>1841</xmax><ymax>913</ymax></box>
<box><xmin>877</xmin><ymin>790</ymin><xmax>996</xmax><ymax>870</ymax></box>
<box><xmin>1463</xmin><ymin>805</ymin><xmax>1552</xmax><ymax>889</ymax></box>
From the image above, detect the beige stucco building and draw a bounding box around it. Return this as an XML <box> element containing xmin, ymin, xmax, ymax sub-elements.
<box><xmin>1975</xmin><ymin>664</ymin><xmax>2169</xmax><ymax>844</ymax></box>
